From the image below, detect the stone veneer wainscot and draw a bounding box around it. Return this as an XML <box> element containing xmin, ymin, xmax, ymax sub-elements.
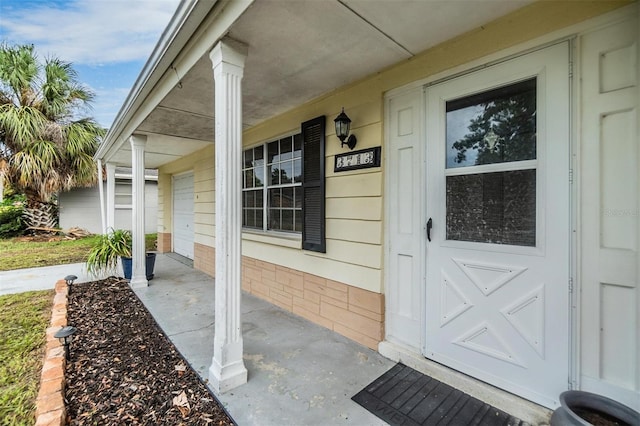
<box><xmin>193</xmin><ymin>241</ymin><xmax>384</xmax><ymax>349</ymax></box>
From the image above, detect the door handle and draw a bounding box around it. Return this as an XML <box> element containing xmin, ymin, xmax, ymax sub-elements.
<box><xmin>427</xmin><ymin>218</ymin><xmax>433</xmax><ymax>242</ymax></box>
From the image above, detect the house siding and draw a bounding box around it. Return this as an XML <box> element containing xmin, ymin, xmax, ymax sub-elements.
<box><xmin>157</xmin><ymin>172</ymin><xmax>170</xmax><ymax>235</ymax></box>
<box><xmin>59</xmin><ymin>181</ymin><xmax>157</xmax><ymax>234</ymax></box>
<box><xmin>156</xmin><ymin>1</ymin><xmax>630</xmax><ymax>348</ymax></box>
<box><xmin>157</xmin><ymin>146</ymin><xmax>216</xmax><ymax>252</ymax></box>
<box><xmin>238</xmin><ymin>0</ymin><xmax>629</xmax><ymax>298</ymax></box>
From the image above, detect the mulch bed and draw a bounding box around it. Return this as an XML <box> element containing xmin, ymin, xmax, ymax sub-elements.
<box><xmin>64</xmin><ymin>277</ymin><xmax>234</xmax><ymax>425</ymax></box>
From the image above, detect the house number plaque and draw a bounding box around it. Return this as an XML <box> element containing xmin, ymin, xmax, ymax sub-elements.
<box><xmin>334</xmin><ymin>146</ymin><xmax>381</xmax><ymax>172</ymax></box>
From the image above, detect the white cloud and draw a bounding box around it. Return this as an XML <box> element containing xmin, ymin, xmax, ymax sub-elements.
<box><xmin>1</xmin><ymin>0</ymin><xmax>179</xmax><ymax>65</ymax></box>
<box><xmin>90</xmin><ymin>86</ymin><xmax>132</xmax><ymax>128</ymax></box>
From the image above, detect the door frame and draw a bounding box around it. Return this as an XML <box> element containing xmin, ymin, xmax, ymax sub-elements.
<box><xmin>384</xmin><ymin>38</ymin><xmax>579</xmax><ymax>402</ymax></box>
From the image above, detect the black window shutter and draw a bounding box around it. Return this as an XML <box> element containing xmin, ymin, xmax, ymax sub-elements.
<box><xmin>301</xmin><ymin>115</ymin><xmax>326</xmax><ymax>252</ymax></box>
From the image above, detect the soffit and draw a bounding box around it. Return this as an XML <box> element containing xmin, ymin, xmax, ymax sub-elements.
<box><xmin>133</xmin><ymin>0</ymin><xmax>532</xmax><ymax>168</ymax></box>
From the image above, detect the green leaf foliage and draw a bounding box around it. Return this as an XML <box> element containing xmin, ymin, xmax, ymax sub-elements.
<box><xmin>0</xmin><ymin>204</ymin><xmax>24</xmax><ymax>237</ymax></box>
<box><xmin>85</xmin><ymin>229</ymin><xmax>132</xmax><ymax>277</ymax></box>
<box><xmin>0</xmin><ymin>43</ymin><xmax>105</xmax><ymax>205</ymax></box>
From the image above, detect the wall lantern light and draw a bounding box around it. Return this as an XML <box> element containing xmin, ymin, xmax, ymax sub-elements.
<box><xmin>334</xmin><ymin>108</ymin><xmax>357</xmax><ymax>150</ymax></box>
<box><xmin>54</xmin><ymin>325</ymin><xmax>77</xmax><ymax>360</ymax></box>
<box><xmin>65</xmin><ymin>274</ymin><xmax>77</xmax><ymax>295</ymax></box>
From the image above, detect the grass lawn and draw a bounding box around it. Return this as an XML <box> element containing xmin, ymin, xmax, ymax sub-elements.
<box><xmin>0</xmin><ymin>233</ymin><xmax>157</xmax><ymax>271</ymax></box>
<box><xmin>0</xmin><ymin>290</ymin><xmax>53</xmax><ymax>425</ymax></box>
<box><xmin>0</xmin><ymin>235</ymin><xmax>101</xmax><ymax>271</ymax></box>
<box><xmin>0</xmin><ymin>233</ymin><xmax>157</xmax><ymax>424</ymax></box>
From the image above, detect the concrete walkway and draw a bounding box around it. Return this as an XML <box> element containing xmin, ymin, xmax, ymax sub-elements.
<box><xmin>133</xmin><ymin>254</ymin><xmax>395</xmax><ymax>425</ymax></box>
<box><xmin>1</xmin><ymin>256</ymin><xmax>549</xmax><ymax>424</ymax></box>
<box><xmin>0</xmin><ymin>262</ymin><xmax>93</xmax><ymax>296</ymax></box>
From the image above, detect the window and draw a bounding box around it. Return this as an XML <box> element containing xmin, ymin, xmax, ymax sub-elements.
<box><xmin>445</xmin><ymin>78</ymin><xmax>537</xmax><ymax>247</ymax></box>
<box><xmin>241</xmin><ymin>116</ymin><xmax>326</xmax><ymax>253</ymax></box>
<box><xmin>242</xmin><ymin>146</ymin><xmax>265</xmax><ymax>229</ymax></box>
<box><xmin>242</xmin><ymin>135</ymin><xmax>302</xmax><ymax>232</ymax></box>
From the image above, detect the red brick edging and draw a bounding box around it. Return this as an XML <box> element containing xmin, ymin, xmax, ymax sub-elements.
<box><xmin>35</xmin><ymin>279</ymin><xmax>68</xmax><ymax>426</ymax></box>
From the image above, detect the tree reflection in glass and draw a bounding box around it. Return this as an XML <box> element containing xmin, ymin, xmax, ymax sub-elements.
<box><xmin>445</xmin><ymin>78</ymin><xmax>537</xmax><ymax>246</ymax></box>
<box><xmin>447</xmin><ymin>78</ymin><xmax>536</xmax><ymax>168</ymax></box>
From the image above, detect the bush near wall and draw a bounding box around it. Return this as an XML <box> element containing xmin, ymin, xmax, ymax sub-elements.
<box><xmin>0</xmin><ymin>196</ymin><xmax>26</xmax><ymax>238</ymax></box>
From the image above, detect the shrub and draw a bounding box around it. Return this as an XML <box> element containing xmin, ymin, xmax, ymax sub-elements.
<box><xmin>85</xmin><ymin>229</ymin><xmax>132</xmax><ymax>276</ymax></box>
<box><xmin>0</xmin><ymin>203</ymin><xmax>25</xmax><ymax>238</ymax></box>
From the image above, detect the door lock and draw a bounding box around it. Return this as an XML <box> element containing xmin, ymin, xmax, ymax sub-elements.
<box><xmin>426</xmin><ymin>218</ymin><xmax>433</xmax><ymax>242</ymax></box>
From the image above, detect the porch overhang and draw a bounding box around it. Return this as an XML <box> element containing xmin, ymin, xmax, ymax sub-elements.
<box><xmin>94</xmin><ymin>0</ymin><xmax>536</xmax><ymax>167</ymax></box>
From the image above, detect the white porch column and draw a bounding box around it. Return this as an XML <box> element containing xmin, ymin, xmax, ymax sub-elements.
<box><xmin>105</xmin><ymin>162</ymin><xmax>116</xmax><ymax>231</ymax></box>
<box><xmin>97</xmin><ymin>160</ymin><xmax>107</xmax><ymax>234</ymax></box>
<box><xmin>129</xmin><ymin>135</ymin><xmax>148</xmax><ymax>288</ymax></box>
<box><xmin>208</xmin><ymin>39</ymin><xmax>248</xmax><ymax>393</ymax></box>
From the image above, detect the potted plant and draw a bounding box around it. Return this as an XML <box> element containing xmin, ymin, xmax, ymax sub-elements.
<box><xmin>551</xmin><ymin>391</ymin><xmax>638</xmax><ymax>425</ymax></box>
<box><xmin>86</xmin><ymin>229</ymin><xmax>156</xmax><ymax>280</ymax></box>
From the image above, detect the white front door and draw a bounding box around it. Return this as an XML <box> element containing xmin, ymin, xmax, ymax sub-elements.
<box><xmin>173</xmin><ymin>173</ymin><xmax>194</xmax><ymax>259</ymax></box>
<box><xmin>424</xmin><ymin>43</ymin><xmax>570</xmax><ymax>408</ymax></box>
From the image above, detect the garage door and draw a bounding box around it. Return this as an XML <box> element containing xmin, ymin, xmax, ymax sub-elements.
<box><xmin>173</xmin><ymin>173</ymin><xmax>194</xmax><ymax>259</ymax></box>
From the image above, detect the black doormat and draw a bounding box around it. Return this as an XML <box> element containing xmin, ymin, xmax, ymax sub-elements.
<box><xmin>352</xmin><ymin>363</ymin><xmax>526</xmax><ymax>426</ymax></box>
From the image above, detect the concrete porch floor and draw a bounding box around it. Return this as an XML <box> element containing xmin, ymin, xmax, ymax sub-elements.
<box><xmin>133</xmin><ymin>254</ymin><xmax>395</xmax><ymax>425</ymax></box>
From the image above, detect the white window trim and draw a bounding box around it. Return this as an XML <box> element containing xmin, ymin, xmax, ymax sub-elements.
<box><xmin>242</xmin><ymin>133</ymin><xmax>302</xmax><ymax>234</ymax></box>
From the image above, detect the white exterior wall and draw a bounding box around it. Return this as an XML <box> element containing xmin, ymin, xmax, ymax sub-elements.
<box><xmin>578</xmin><ymin>8</ymin><xmax>639</xmax><ymax>409</ymax></box>
<box><xmin>59</xmin><ymin>180</ymin><xmax>158</xmax><ymax>234</ymax></box>
<box><xmin>58</xmin><ymin>187</ymin><xmax>101</xmax><ymax>233</ymax></box>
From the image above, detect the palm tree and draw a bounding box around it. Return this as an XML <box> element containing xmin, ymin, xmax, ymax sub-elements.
<box><xmin>0</xmin><ymin>44</ymin><xmax>105</xmax><ymax>229</ymax></box>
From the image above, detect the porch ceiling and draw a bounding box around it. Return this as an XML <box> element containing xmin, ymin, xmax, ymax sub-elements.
<box><xmin>112</xmin><ymin>0</ymin><xmax>532</xmax><ymax>169</ymax></box>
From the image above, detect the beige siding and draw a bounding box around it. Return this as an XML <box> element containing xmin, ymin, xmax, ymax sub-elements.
<box><xmin>157</xmin><ymin>1</ymin><xmax>628</xmax><ymax>296</ymax></box>
<box><xmin>158</xmin><ymin>146</ymin><xmax>216</xmax><ymax>249</ymax></box>
<box><xmin>242</xmin><ymin>238</ymin><xmax>382</xmax><ymax>292</ymax></box>
<box><xmin>157</xmin><ymin>172</ymin><xmax>171</xmax><ymax>233</ymax></box>
<box><xmin>238</xmin><ymin>1</ymin><xmax>628</xmax><ymax>295</ymax></box>
<box><xmin>193</xmin><ymin>149</ymin><xmax>215</xmax><ymax>247</ymax></box>
<box><xmin>326</xmin><ymin>219</ymin><xmax>382</xmax><ymax>245</ymax></box>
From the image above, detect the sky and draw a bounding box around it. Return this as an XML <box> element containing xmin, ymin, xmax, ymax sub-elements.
<box><xmin>0</xmin><ymin>0</ymin><xmax>181</xmax><ymax>128</ymax></box>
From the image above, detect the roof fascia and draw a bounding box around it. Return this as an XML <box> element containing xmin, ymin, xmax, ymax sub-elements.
<box><xmin>96</xmin><ymin>0</ymin><xmax>207</xmax><ymax>160</ymax></box>
<box><xmin>97</xmin><ymin>0</ymin><xmax>254</xmax><ymax>163</ymax></box>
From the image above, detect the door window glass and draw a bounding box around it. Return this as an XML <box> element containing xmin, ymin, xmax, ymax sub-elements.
<box><xmin>446</xmin><ymin>79</ymin><xmax>536</xmax><ymax>168</ymax></box>
<box><xmin>445</xmin><ymin>78</ymin><xmax>537</xmax><ymax>246</ymax></box>
<box><xmin>446</xmin><ymin>170</ymin><xmax>536</xmax><ymax>246</ymax></box>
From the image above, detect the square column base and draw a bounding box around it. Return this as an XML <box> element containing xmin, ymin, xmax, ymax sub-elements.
<box><xmin>209</xmin><ymin>358</ymin><xmax>248</xmax><ymax>394</ymax></box>
<box><xmin>129</xmin><ymin>277</ymin><xmax>148</xmax><ymax>288</ymax></box>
